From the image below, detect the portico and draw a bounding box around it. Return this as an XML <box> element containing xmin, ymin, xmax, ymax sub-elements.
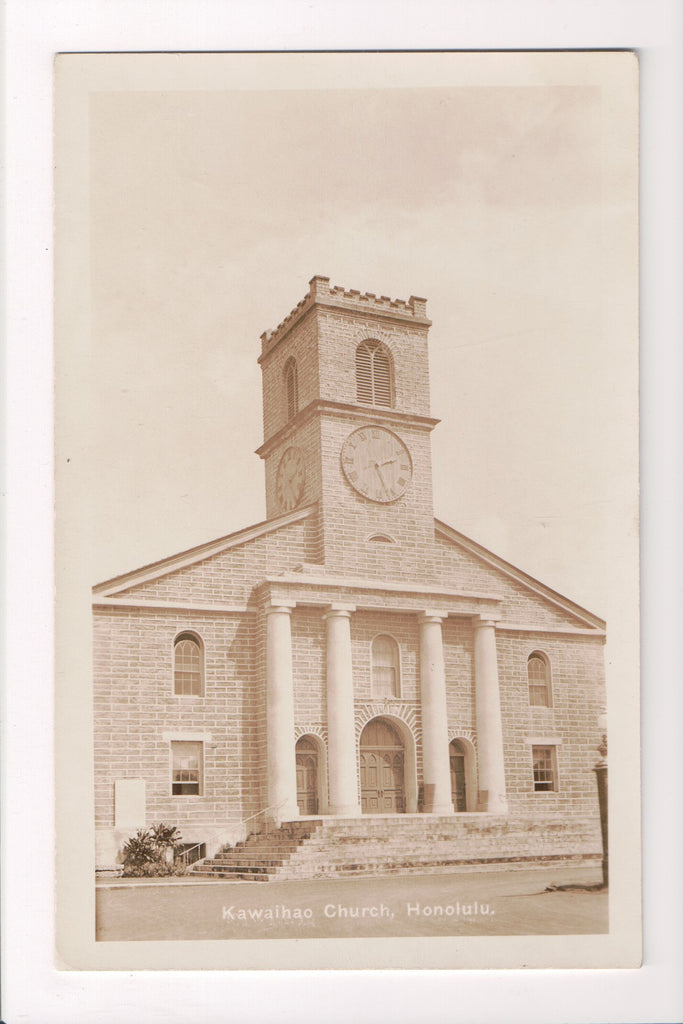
<box><xmin>262</xmin><ymin>583</ymin><xmax>509</xmax><ymax>823</ymax></box>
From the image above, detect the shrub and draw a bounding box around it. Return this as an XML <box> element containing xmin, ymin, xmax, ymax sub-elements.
<box><xmin>121</xmin><ymin>823</ymin><xmax>186</xmax><ymax>877</ymax></box>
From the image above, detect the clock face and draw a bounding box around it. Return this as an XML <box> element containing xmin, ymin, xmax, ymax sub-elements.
<box><xmin>276</xmin><ymin>446</ymin><xmax>306</xmax><ymax>511</ymax></box>
<box><xmin>341</xmin><ymin>426</ymin><xmax>413</xmax><ymax>503</ymax></box>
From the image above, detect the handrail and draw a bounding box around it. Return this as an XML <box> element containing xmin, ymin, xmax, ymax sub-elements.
<box><xmin>240</xmin><ymin>799</ymin><xmax>287</xmax><ymax>827</ymax></box>
<box><xmin>175</xmin><ymin>799</ymin><xmax>288</xmax><ymax>866</ymax></box>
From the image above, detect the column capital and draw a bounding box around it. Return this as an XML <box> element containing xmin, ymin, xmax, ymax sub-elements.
<box><xmin>472</xmin><ymin>614</ymin><xmax>501</xmax><ymax>629</ymax></box>
<box><xmin>264</xmin><ymin>601</ymin><xmax>296</xmax><ymax>616</ymax></box>
<box><xmin>419</xmin><ymin>610</ymin><xmax>445</xmax><ymax>624</ymax></box>
<box><xmin>324</xmin><ymin>603</ymin><xmax>356</xmax><ymax>619</ymax></box>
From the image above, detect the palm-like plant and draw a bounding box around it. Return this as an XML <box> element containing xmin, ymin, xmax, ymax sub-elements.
<box><xmin>121</xmin><ymin>829</ymin><xmax>158</xmax><ymax>873</ymax></box>
<box><xmin>121</xmin><ymin>823</ymin><xmax>184</xmax><ymax>876</ymax></box>
<box><xmin>150</xmin><ymin>822</ymin><xmax>183</xmax><ymax>855</ymax></box>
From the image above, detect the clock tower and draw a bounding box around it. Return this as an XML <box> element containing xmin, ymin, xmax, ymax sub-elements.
<box><xmin>256</xmin><ymin>276</ymin><xmax>440</xmax><ymax>580</ymax></box>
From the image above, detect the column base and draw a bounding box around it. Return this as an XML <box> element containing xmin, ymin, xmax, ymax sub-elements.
<box><xmin>429</xmin><ymin>802</ymin><xmax>456</xmax><ymax>816</ymax></box>
<box><xmin>477</xmin><ymin>791</ymin><xmax>509</xmax><ymax>814</ymax></box>
<box><xmin>269</xmin><ymin>800</ymin><xmax>301</xmax><ymax>826</ymax></box>
<box><xmin>328</xmin><ymin>803</ymin><xmax>362</xmax><ymax>817</ymax></box>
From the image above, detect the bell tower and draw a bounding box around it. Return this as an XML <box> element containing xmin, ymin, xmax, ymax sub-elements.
<box><xmin>256</xmin><ymin>276</ymin><xmax>440</xmax><ymax>579</ymax></box>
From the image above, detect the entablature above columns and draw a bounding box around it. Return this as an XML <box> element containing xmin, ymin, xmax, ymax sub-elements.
<box><xmin>253</xmin><ymin>576</ymin><xmax>502</xmax><ymax>620</ymax></box>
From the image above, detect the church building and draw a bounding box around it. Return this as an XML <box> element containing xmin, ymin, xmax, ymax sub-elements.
<box><xmin>93</xmin><ymin>276</ymin><xmax>606</xmax><ymax>877</ymax></box>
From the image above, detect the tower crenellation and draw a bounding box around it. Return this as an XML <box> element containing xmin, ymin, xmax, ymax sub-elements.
<box><xmin>259</xmin><ymin>276</ymin><xmax>431</xmax><ymax>361</ymax></box>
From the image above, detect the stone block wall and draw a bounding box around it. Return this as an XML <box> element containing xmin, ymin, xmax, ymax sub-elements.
<box><xmin>93</xmin><ymin>605</ymin><xmax>262</xmax><ymax>862</ymax></box>
<box><xmin>316</xmin><ymin>307</ymin><xmax>432</xmax><ymax>417</ymax></box>
<box><xmin>317</xmin><ymin>413</ymin><xmax>437</xmax><ymax>579</ymax></box>
<box><xmin>443</xmin><ymin>616</ymin><xmax>477</xmax><ymax>735</ymax></box>
<box><xmin>497</xmin><ymin>631</ymin><xmax>605</xmax><ymax>817</ymax></box>
<box><xmin>263</xmin><ymin>416</ymin><xmax>323</xmax><ymax>521</ymax></box>
<box><xmin>434</xmin><ymin>532</ymin><xmax>596</xmax><ymax>630</ymax></box>
<box><xmin>260</xmin><ymin>310</ymin><xmax>319</xmax><ymax>442</ymax></box>
<box><xmin>112</xmin><ymin>513</ymin><xmax>316</xmax><ymax>605</ymax></box>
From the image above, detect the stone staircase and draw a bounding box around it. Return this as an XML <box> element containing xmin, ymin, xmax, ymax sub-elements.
<box><xmin>191</xmin><ymin>814</ymin><xmax>602</xmax><ymax>882</ymax></box>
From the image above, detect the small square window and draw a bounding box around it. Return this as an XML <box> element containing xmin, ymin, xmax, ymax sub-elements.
<box><xmin>532</xmin><ymin>745</ymin><xmax>558</xmax><ymax>793</ymax></box>
<box><xmin>171</xmin><ymin>741</ymin><xmax>203</xmax><ymax>796</ymax></box>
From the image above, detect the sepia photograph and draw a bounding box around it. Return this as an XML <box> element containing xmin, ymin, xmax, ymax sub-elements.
<box><xmin>53</xmin><ymin>50</ymin><xmax>640</xmax><ymax>971</ymax></box>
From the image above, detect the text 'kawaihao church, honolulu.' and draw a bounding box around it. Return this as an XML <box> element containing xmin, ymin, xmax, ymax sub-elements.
<box><xmin>93</xmin><ymin>276</ymin><xmax>606</xmax><ymax>879</ymax></box>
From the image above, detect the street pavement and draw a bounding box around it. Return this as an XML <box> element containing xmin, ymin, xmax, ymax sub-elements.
<box><xmin>96</xmin><ymin>864</ymin><xmax>607</xmax><ymax>941</ymax></box>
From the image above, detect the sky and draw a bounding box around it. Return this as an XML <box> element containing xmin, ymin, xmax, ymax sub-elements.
<box><xmin>75</xmin><ymin>53</ymin><xmax>638</xmax><ymax>617</ymax></box>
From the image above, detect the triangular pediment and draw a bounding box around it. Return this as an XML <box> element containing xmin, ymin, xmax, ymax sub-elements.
<box><xmin>92</xmin><ymin>504</ymin><xmax>317</xmax><ymax>600</ymax></box>
<box><xmin>434</xmin><ymin>519</ymin><xmax>605</xmax><ymax>632</ymax></box>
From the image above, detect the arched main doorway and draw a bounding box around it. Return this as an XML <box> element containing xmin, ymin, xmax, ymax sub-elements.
<box><xmin>360</xmin><ymin>717</ymin><xmax>406</xmax><ymax>814</ymax></box>
<box><xmin>449</xmin><ymin>739</ymin><xmax>469</xmax><ymax>812</ymax></box>
<box><xmin>295</xmin><ymin>736</ymin><xmax>319</xmax><ymax>815</ymax></box>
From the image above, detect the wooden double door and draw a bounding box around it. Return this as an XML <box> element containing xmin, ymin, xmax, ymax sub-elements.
<box><xmin>360</xmin><ymin>718</ymin><xmax>406</xmax><ymax>814</ymax></box>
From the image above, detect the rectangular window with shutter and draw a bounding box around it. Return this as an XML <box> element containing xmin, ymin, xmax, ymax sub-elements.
<box><xmin>532</xmin><ymin>745</ymin><xmax>558</xmax><ymax>792</ymax></box>
<box><xmin>171</xmin><ymin>741</ymin><xmax>203</xmax><ymax>796</ymax></box>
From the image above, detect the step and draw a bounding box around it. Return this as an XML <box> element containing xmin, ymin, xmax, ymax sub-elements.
<box><xmin>199</xmin><ymin>864</ymin><xmax>272</xmax><ymax>876</ymax></box>
<box><xmin>213</xmin><ymin>857</ymin><xmax>280</xmax><ymax>868</ymax></box>
<box><xmin>192</xmin><ymin>816</ymin><xmax>601</xmax><ymax>882</ymax></box>
<box><xmin>213</xmin><ymin>846</ymin><xmax>301</xmax><ymax>859</ymax></box>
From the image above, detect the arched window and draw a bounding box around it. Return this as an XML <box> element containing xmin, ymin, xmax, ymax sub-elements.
<box><xmin>174</xmin><ymin>632</ymin><xmax>203</xmax><ymax>696</ymax></box>
<box><xmin>284</xmin><ymin>357</ymin><xmax>298</xmax><ymax>420</ymax></box>
<box><xmin>527</xmin><ymin>652</ymin><xmax>551</xmax><ymax>707</ymax></box>
<box><xmin>356</xmin><ymin>340</ymin><xmax>393</xmax><ymax>407</ymax></box>
<box><xmin>371</xmin><ymin>634</ymin><xmax>400</xmax><ymax>698</ymax></box>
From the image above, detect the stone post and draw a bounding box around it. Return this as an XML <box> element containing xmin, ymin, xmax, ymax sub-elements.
<box><xmin>265</xmin><ymin>603</ymin><xmax>299</xmax><ymax>823</ymax></box>
<box><xmin>472</xmin><ymin>616</ymin><xmax>508</xmax><ymax>813</ymax></box>
<box><xmin>325</xmin><ymin>604</ymin><xmax>362</xmax><ymax>816</ymax></box>
<box><xmin>419</xmin><ymin>612</ymin><xmax>454</xmax><ymax>815</ymax></box>
<box><xmin>593</xmin><ymin>734</ymin><xmax>609</xmax><ymax>887</ymax></box>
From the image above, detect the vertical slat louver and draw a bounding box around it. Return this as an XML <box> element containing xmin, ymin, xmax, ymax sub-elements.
<box><xmin>356</xmin><ymin>340</ymin><xmax>393</xmax><ymax>407</ymax></box>
<box><xmin>372</xmin><ymin>348</ymin><xmax>392</xmax><ymax>407</ymax></box>
<box><xmin>284</xmin><ymin>357</ymin><xmax>298</xmax><ymax>420</ymax></box>
<box><xmin>355</xmin><ymin>342</ymin><xmax>374</xmax><ymax>404</ymax></box>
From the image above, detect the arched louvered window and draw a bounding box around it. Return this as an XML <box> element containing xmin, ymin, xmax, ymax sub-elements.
<box><xmin>372</xmin><ymin>634</ymin><xmax>400</xmax><ymax>698</ymax></box>
<box><xmin>174</xmin><ymin>632</ymin><xmax>204</xmax><ymax>696</ymax></box>
<box><xmin>356</xmin><ymin>340</ymin><xmax>393</xmax><ymax>407</ymax></box>
<box><xmin>284</xmin><ymin>357</ymin><xmax>298</xmax><ymax>420</ymax></box>
<box><xmin>527</xmin><ymin>652</ymin><xmax>551</xmax><ymax>707</ymax></box>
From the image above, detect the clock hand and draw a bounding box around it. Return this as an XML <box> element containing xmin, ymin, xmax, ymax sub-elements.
<box><xmin>374</xmin><ymin>461</ymin><xmax>390</xmax><ymax>497</ymax></box>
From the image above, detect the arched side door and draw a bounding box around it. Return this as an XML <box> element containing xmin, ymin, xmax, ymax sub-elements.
<box><xmin>295</xmin><ymin>736</ymin><xmax>319</xmax><ymax>815</ymax></box>
<box><xmin>449</xmin><ymin>739</ymin><xmax>467</xmax><ymax>812</ymax></box>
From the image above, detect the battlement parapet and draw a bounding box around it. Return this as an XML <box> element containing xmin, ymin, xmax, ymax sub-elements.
<box><xmin>260</xmin><ymin>276</ymin><xmax>430</xmax><ymax>357</ymax></box>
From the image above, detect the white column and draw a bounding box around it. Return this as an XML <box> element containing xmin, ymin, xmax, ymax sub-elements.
<box><xmin>472</xmin><ymin>616</ymin><xmax>508</xmax><ymax>813</ymax></box>
<box><xmin>265</xmin><ymin>604</ymin><xmax>299</xmax><ymax>822</ymax></box>
<box><xmin>325</xmin><ymin>604</ymin><xmax>362</xmax><ymax>816</ymax></box>
<box><xmin>419</xmin><ymin>612</ymin><xmax>454</xmax><ymax>815</ymax></box>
